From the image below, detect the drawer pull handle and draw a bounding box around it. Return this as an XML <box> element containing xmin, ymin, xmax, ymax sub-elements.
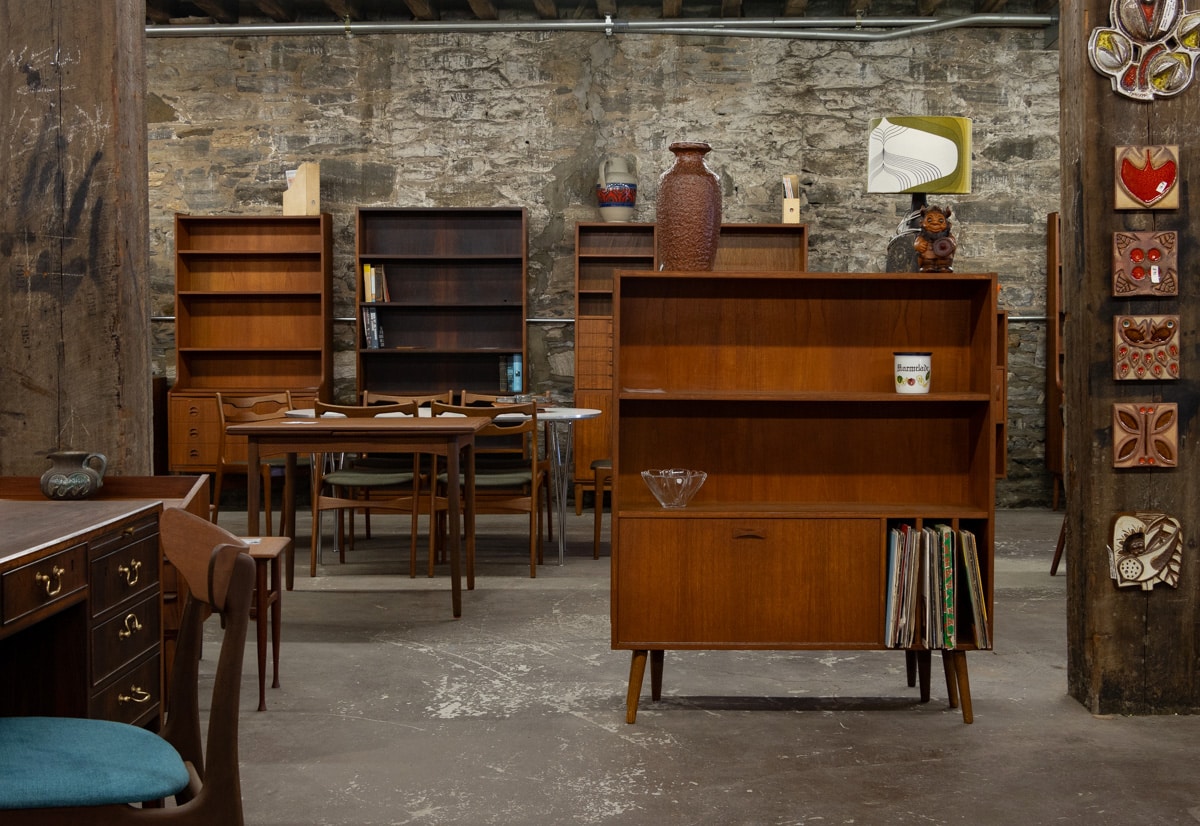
<box><xmin>118</xmin><ymin>559</ymin><xmax>142</xmax><ymax>586</ymax></box>
<box><xmin>118</xmin><ymin>686</ymin><xmax>152</xmax><ymax>705</ymax></box>
<box><xmin>34</xmin><ymin>565</ymin><xmax>65</xmax><ymax>597</ymax></box>
<box><xmin>123</xmin><ymin>526</ymin><xmax>136</xmax><ymax>538</ymax></box>
<box><xmin>733</xmin><ymin>531</ymin><xmax>766</xmax><ymax>540</ymax></box>
<box><xmin>118</xmin><ymin>613</ymin><xmax>144</xmax><ymax>640</ymax></box>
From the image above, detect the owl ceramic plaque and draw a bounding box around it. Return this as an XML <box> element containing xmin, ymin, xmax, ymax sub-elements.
<box><xmin>1113</xmin><ymin>315</ymin><xmax>1180</xmax><ymax>379</ymax></box>
<box><xmin>1112</xmin><ymin>402</ymin><xmax>1178</xmax><ymax>468</ymax></box>
<box><xmin>1109</xmin><ymin>512</ymin><xmax>1183</xmax><ymax>590</ymax></box>
<box><xmin>1112</xmin><ymin>231</ymin><xmax>1178</xmax><ymax>296</ymax></box>
<box><xmin>1114</xmin><ymin>145</ymin><xmax>1180</xmax><ymax>209</ymax></box>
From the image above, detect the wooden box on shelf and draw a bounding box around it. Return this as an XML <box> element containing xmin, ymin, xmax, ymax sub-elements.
<box><xmin>611</xmin><ymin>269</ymin><xmax>997</xmax><ymax>724</ymax></box>
<box><xmin>572</xmin><ymin>223</ymin><xmax>808</xmax><ymax>508</ymax></box>
<box><xmin>167</xmin><ymin>213</ymin><xmax>333</xmax><ymax>473</ymax></box>
<box><xmin>356</xmin><ymin>207</ymin><xmax>528</xmax><ymax>397</ymax></box>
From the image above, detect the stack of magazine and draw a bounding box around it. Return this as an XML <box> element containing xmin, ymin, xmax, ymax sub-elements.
<box><xmin>884</xmin><ymin>523</ymin><xmax>990</xmax><ymax>650</ymax></box>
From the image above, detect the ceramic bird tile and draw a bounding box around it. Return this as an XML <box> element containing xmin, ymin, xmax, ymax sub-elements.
<box><xmin>1109</xmin><ymin>512</ymin><xmax>1183</xmax><ymax>589</ymax></box>
<box><xmin>1113</xmin><ymin>315</ymin><xmax>1180</xmax><ymax>379</ymax></box>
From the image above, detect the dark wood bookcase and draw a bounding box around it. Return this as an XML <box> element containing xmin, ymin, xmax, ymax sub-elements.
<box><xmin>573</xmin><ymin>222</ymin><xmax>808</xmax><ymax>506</ymax></box>
<box><xmin>356</xmin><ymin>207</ymin><xmax>527</xmax><ymax>397</ymax></box>
<box><xmin>611</xmin><ymin>269</ymin><xmax>997</xmax><ymax>724</ymax></box>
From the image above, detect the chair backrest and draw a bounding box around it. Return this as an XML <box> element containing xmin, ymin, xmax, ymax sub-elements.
<box><xmin>216</xmin><ymin>392</ymin><xmax>293</xmax><ymax>465</ymax></box>
<box><xmin>158</xmin><ymin>507</ymin><xmax>255</xmax><ymax>824</ymax></box>
<box><xmin>362</xmin><ymin>390</ymin><xmax>452</xmax><ymax>408</ymax></box>
<box><xmin>431</xmin><ymin>400</ymin><xmax>538</xmax><ymax>457</ymax></box>
<box><xmin>314</xmin><ymin>400</ymin><xmax>418</xmax><ymax>418</ymax></box>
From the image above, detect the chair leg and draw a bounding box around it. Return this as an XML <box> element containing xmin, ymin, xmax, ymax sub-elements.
<box><xmin>211</xmin><ymin>468</ymin><xmax>224</xmax><ymax>523</ymax></box>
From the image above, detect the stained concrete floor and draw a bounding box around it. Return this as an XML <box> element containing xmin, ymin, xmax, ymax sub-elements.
<box><xmin>209</xmin><ymin>507</ymin><xmax>1200</xmax><ymax>826</ymax></box>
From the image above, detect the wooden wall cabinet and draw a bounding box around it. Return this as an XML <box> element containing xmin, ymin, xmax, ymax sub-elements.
<box><xmin>356</xmin><ymin>207</ymin><xmax>527</xmax><ymax>397</ymax></box>
<box><xmin>573</xmin><ymin>223</ymin><xmax>808</xmax><ymax>505</ymax></box>
<box><xmin>611</xmin><ymin>270</ymin><xmax>997</xmax><ymax>724</ymax></box>
<box><xmin>168</xmin><ymin>214</ymin><xmax>333</xmax><ymax>472</ymax></box>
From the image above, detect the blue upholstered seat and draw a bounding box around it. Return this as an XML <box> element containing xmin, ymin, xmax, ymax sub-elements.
<box><xmin>0</xmin><ymin>716</ymin><xmax>190</xmax><ymax>809</ymax></box>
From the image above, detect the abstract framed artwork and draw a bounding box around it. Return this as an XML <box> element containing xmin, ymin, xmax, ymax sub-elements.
<box><xmin>1114</xmin><ymin>145</ymin><xmax>1180</xmax><ymax>209</ymax></box>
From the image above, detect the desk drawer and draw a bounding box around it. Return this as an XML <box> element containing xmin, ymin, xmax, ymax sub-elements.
<box><xmin>91</xmin><ymin>593</ymin><xmax>160</xmax><ymax>686</ymax></box>
<box><xmin>89</xmin><ymin>517</ymin><xmax>161</xmax><ymax>617</ymax></box>
<box><xmin>90</xmin><ymin>652</ymin><xmax>161</xmax><ymax>727</ymax></box>
<box><xmin>2</xmin><ymin>543</ymin><xmax>87</xmax><ymax>628</ymax></box>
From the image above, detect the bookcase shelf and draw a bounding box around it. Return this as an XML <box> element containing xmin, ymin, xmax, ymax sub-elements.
<box><xmin>572</xmin><ymin>222</ymin><xmax>808</xmax><ymax>506</ymax></box>
<box><xmin>611</xmin><ymin>269</ymin><xmax>996</xmax><ymax>724</ymax></box>
<box><xmin>168</xmin><ymin>213</ymin><xmax>333</xmax><ymax>473</ymax></box>
<box><xmin>357</xmin><ymin>207</ymin><xmax>527</xmax><ymax>397</ymax></box>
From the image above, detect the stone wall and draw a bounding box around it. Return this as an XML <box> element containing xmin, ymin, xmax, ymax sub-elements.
<box><xmin>145</xmin><ymin>25</ymin><xmax>1060</xmax><ymax>506</ymax></box>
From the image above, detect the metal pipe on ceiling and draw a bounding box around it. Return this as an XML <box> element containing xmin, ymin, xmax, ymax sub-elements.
<box><xmin>145</xmin><ymin>13</ymin><xmax>1057</xmax><ymax>41</ymax></box>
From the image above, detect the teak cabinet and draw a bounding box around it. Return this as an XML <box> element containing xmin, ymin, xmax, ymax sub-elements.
<box><xmin>573</xmin><ymin>223</ymin><xmax>808</xmax><ymax>505</ymax></box>
<box><xmin>168</xmin><ymin>213</ymin><xmax>333</xmax><ymax>472</ymax></box>
<box><xmin>610</xmin><ymin>270</ymin><xmax>997</xmax><ymax>724</ymax></box>
<box><xmin>356</xmin><ymin>207</ymin><xmax>528</xmax><ymax>397</ymax></box>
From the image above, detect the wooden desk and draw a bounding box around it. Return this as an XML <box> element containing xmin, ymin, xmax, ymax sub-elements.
<box><xmin>227</xmin><ymin>416</ymin><xmax>487</xmax><ymax>618</ymax></box>
<box><xmin>0</xmin><ymin>500</ymin><xmax>163</xmax><ymax>725</ymax></box>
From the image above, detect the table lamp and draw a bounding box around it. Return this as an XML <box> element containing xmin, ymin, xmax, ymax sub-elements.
<box><xmin>867</xmin><ymin>116</ymin><xmax>972</xmax><ymax>272</ymax></box>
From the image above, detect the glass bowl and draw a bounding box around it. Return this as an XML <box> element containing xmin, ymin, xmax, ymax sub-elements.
<box><xmin>641</xmin><ymin>468</ymin><xmax>707</xmax><ymax>509</ymax></box>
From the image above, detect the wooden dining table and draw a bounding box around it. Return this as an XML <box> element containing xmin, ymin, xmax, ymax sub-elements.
<box><xmin>226</xmin><ymin>415</ymin><xmax>489</xmax><ymax>618</ymax></box>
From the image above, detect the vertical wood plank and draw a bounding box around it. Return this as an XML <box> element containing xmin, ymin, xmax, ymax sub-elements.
<box><xmin>1062</xmin><ymin>0</ymin><xmax>1200</xmax><ymax>713</ymax></box>
<box><xmin>0</xmin><ymin>0</ymin><xmax>150</xmax><ymax>475</ymax></box>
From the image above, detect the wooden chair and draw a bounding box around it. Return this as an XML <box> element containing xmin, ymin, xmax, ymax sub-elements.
<box><xmin>431</xmin><ymin>400</ymin><xmax>549</xmax><ymax>577</ymax></box>
<box><xmin>590</xmin><ymin>458</ymin><xmax>612</xmax><ymax>560</ymax></box>
<box><xmin>360</xmin><ymin>391</ymin><xmax>454</xmax><ymax>576</ymax></box>
<box><xmin>213</xmin><ymin>391</ymin><xmax>297</xmax><ymax>532</ymax></box>
<box><xmin>309</xmin><ymin>400</ymin><xmax>424</xmax><ymax>577</ymax></box>
<box><xmin>0</xmin><ymin>507</ymin><xmax>255</xmax><ymax>825</ymax></box>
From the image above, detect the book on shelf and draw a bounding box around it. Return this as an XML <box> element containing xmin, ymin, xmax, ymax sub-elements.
<box><xmin>376</xmin><ymin>265</ymin><xmax>390</xmax><ymax>302</ymax></box>
<box><xmin>363</xmin><ymin>264</ymin><xmax>375</xmax><ymax>303</ymax></box>
<box><xmin>362</xmin><ymin>306</ymin><xmax>381</xmax><ymax>349</ymax></box>
<box><xmin>958</xmin><ymin>529</ymin><xmax>991</xmax><ymax>649</ymax></box>
<box><xmin>935</xmin><ymin>524</ymin><xmax>957</xmax><ymax>650</ymax></box>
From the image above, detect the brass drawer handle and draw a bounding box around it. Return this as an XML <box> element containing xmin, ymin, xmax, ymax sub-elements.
<box><xmin>34</xmin><ymin>565</ymin><xmax>65</xmax><ymax>597</ymax></box>
<box><xmin>118</xmin><ymin>686</ymin><xmax>152</xmax><ymax>705</ymax></box>
<box><xmin>118</xmin><ymin>559</ymin><xmax>142</xmax><ymax>586</ymax></box>
<box><xmin>123</xmin><ymin>526</ymin><xmax>136</xmax><ymax>538</ymax></box>
<box><xmin>118</xmin><ymin>613</ymin><xmax>144</xmax><ymax>640</ymax></box>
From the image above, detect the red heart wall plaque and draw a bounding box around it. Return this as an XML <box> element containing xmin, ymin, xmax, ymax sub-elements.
<box><xmin>1116</xmin><ymin>145</ymin><xmax>1180</xmax><ymax>208</ymax></box>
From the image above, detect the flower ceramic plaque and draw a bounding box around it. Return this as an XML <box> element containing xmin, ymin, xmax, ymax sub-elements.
<box><xmin>1112</xmin><ymin>230</ymin><xmax>1178</xmax><ymax>296</ymax></box>
<box><xmin>1113</xmin><ymin>315</ymin><xmax>1180</xmax><ymax>379</ymax></box>
<box><xmin>1112</xmin><ymin>402</ymin><xmax>1177</xmax><ymax>468</ymax></box>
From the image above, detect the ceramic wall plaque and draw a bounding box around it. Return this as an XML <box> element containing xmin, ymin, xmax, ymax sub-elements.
<box><xmin>1113</xmin><ymin>315</ymin><xmax>1180</xmax><ymax>379</ymax></box>
<box><xmin>1112</xmin><ymin>402</ymin><xmax>1178</xmax><ymax>467</ymax></box>
<box><xmin>1089</xmin><ymin>0</ymin><xmax>1200</xmax><ymax>100</ymax></box>
<box><xmin>1114</xmin><ymin>145</ymin><xmax>1180</xmax><ymax>209</ymax></box>
<box><xmin>1112</xmin><ymin>230</ymin><xmax>1178</xmax><ymax>296</ymax></box>
<box><xmin>1109</xmin><ymin>511</ymin><xmax>1183</xmax><ymax>589</ymax></box>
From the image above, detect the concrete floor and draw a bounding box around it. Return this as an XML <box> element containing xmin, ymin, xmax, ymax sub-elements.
<box><xmin>209</xmin><ymin>506</ymin><xmax>1200</xmax><ymax>826</ymax></box>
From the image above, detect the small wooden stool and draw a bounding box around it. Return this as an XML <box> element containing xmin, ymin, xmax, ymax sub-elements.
<box><xmin>243</xmin><ymin>535</ymin><xmax>290</xmax><ymax>711</ymax></box>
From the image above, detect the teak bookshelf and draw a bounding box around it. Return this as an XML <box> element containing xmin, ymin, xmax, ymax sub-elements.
<box><xmin>168</xmin><ymin>213</ymin><xmax>333</xmax><ymax>472</ymax></box>
<box><xmin>573</xmin><ymin>222</ymin><xmax>808</xmax><ymax>508</ymax></box>
<box><xmin>355</xmin><ymin>207</ymin><xmax>528</xmax><ymax>398</ymax></box>
<box><xmin>610</xmin><ymin>269</ymin><xmax>997</xmax><ymax>725</ymax></box>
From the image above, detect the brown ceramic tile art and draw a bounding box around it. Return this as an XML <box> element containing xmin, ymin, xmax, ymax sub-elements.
<box><xmin>1112</xmin><ymin>402</ymin><xmax>1177</xmax><ymax>468</ymax></box>
<box><xmin>1112</xmin><ymin>231</ymin><xmax>1178</xmax><ymax>296</ymax></box>
<box><xmin>1114</xmin><ymin>145</ymin><xmax>1180</xmax><ymax>209</ymax></box>
<box><xmin>1113</xmin><ymin>315</ymin><xmax>1180</xmax><ymax>379</ymax></box>
<box><xmin>1109</xmin><ymin>512</ymin><xmax>1183</xmax><ymax>590</ymax></box>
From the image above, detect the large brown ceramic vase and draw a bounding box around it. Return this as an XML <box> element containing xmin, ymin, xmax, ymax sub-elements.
<box><xmin>657</xmin><ymin>141</ymin><xmax>722</xmax><ymax>270</ymax></box>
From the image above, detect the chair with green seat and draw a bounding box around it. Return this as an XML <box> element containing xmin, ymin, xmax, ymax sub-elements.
<box><xmin>0</xmin><ymin>506</ymin><xmax>256</xmax><ymax>825</ymax></box>
<box><xmin>308</xmin><ymin>400</ymin><xmax>425</xmax><ymax>577</ymax></box>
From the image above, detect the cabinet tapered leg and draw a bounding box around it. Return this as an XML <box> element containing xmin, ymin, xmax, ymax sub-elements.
<box><xmin>650</xmin><ymin>649</ymin><xmax>664</xmax><ymax>701</ymax></box>
<box><xmin>947</xmin><ymin>650</ymin><xmax>974</xmax><ymax>723</ymax></box>
<box><xmin>626</xmin><ymin>650</ymin><xmax>648</xmax><ymax>724</ymax></box>
<box><xmin>916</xmin><ymin>649</ymin><xmax>932</xmax><ymax>702</ymax></box>
<box><xmin>942</xmin><ymin>651</ymin><xmax>960</xmax><ymax>708</ymax></box>
<box><xmin>905</xmin><ymin>650</ymin><xmax>917</xmax><ymax>687</ymax></box>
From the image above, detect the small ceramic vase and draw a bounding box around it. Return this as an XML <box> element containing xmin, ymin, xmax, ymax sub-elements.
<box><xmin>40</xmin><ymin>450</ymin><xmax>108</xmax><ymax>500</ymax></box>
<box><xmin>596</xmin><ymin>157</ymin><xmax>638</xmax><ymax>222</ymax></box>
<box><xmin>657</xmin><ymin>142</ymin><xmax>722</xmax><ymax>270</ymax></box>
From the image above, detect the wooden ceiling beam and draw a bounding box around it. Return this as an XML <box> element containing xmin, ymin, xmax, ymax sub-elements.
<box><xmin>720</xmin><ymin>0</ymin><xmax>743</xmax><ymax>15</ymax></box>
<box><xmin>190</xmin><ymin>0</ymin><xmax>239</xmax><ymax>23</ymax></box>
<box><xmin>323</xmin><ymin>0</ymin><xmax>365</xmax><ymax>18</ymax></box>
<box><xmin>661</xmin><ymin>0</ymin><xmax>681</xmax><ymax>18</ymax></box>
<box><xmin>466</xmin><ymin>0</ymin><xmax>500</xmax><ymax>17</ymax></box>
<box><xmin>531</xmin><ymin>0</ymin><xmax>559</xmax><ymax>18</ymax></box>
<box><xmin>402</xmin><ymin>0</ymin><xmax>440</xmax><ymax>19</ymax></box>
<box><xmin>252</xmin><ymin>0</ymin><xmax>299</xmax><ymax>21</ymax></box>
<box><xmin>782</xmin><ymin>0</ymin><xmax>810</xmax><ymax>14</ymax></box>
<box><xmin>145</xmin><ymin>0</ymin><xmax>178</xmax><ymax>24</ymax></box>
<box><xmin>917</xmin><ymin>0</ymin><xmax>945</xmax><ymax>14</ymax></box>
